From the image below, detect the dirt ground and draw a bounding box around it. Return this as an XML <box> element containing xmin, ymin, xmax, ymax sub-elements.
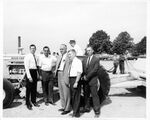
<box><xmin>3</xmin><ymin>77</ymin><xmax>146</xmax><ymax>118</ymax></box>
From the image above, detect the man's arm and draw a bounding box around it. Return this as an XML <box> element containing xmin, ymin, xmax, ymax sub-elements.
<box><xmin>73</xmin><ymin>72</ymin><xmax>82</xmax><ymax>88</ymax></box>
<box><xmin>81</xmin><ymin>59</ymin><xmax>85</xmax><ymax>77</ymax></box>
<box><xmin>73</xmin><ymin>59</ymin><xmax>83</xmax><ymax>88</ymax></box>
<box><xmin>51</xmin><ymin>56</ymin><xmax>57</xmax><ymax>73</ymax></box>
<box><xmin>38</xmin><ymin>58</ymin><xmax>42</xmax><ymax>79</ymax></box>
<box><xmin>53</xmin><ymin>56</ymin><xmax>61</xmax><ymax>77</ymax></box>
<box><xmin>24</xmin><ymin>55</ymin><xmax>32</xmax><ymax>81</ymax></box>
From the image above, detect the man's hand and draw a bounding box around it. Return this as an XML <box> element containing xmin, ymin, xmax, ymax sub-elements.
<box><xmin>84</xmin><ymin>75</ymin><xmax>87</xmax><ymax>81</ymax></box>
<box><xmin>39</xmin><ymin>75</ymin><xmax>42</xmax><ymax>80</ymax></box>
<box><xmin>29</xmin><ymin>78</ymin><xmax>33</xmax><ymax>82</ymax></box>
<box><xmin>73</xmin><ymin>82</ymin><xmax>78</xmax><ymax>88</ymax></box>
<box><xmin>53</xmin><ymin>71</ymin><xmax>57</xmax><ymax>78</ymax></box>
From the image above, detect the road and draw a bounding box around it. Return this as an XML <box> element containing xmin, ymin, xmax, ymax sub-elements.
<box><xmin>3</xmin><ymin>74</ymin><xmax>146</xmax><ymax>118</ymax></box>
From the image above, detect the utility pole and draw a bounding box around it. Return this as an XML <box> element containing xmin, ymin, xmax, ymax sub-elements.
<box><xmin>18</xmin><ymin>36</ymin><xmax>23</xmax><ymax>54</ymax></box>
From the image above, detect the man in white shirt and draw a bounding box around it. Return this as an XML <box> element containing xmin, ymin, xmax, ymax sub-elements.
<box><xmin>39</xmin><ymin>46</ymin><xmax>57</xmax><ymax>106</ymax></box>
<box><xmin>24</xmin><ymin>44</ymin><xmax>40</xmax><ymax>110</ymax></box>
<box><xmin>69</xmin><ymin>40</ymin><xmax>83</xmax><ymax>56</ymax></box>
<box><xmin>68</xmin><ymin>49</ymin><xmax>83</xmax><ymax>117</ymax></box>
<box><xmin>54</xmin><ymin>44</ymin><xmax>71</xmax><ymax>115</ymax></box>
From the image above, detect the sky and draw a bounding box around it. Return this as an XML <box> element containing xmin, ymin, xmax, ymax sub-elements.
<box><xmin>3</xmin><ymin>0</ymin><xmax>147</xmax><ymax>54</ymax></box>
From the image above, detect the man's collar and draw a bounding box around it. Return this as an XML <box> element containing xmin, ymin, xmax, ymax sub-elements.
<box><xmin>30</xmin><ymin>53</ymin><xmax>35</xmax><ymax>55</ymax></box>
<box><xmin>88</xmin><ymin>55</ymin><xmax>93</xmax><ymax>58</ymax></box>
<box><xmin>62</xmin><ymin>52</ymin><xmax>67</xmax><ymax>57</ymax></box>
<box><xmin>44</xmin><ymin>54</ymin><xmax>50</xmax><ymax>58</ymax></box>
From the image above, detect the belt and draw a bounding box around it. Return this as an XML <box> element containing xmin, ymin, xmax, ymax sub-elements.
<box><xmin>29</xmin><ymin>69</ymin><xmax>37</xmax><ymax>70</ymax></box>
<box><xmin>69</xmin><ymin>76</ymin><xmax>77</xmax><ymax>78</ymax></box>
<box><xmin>42</xmin><ymin>70</ymin><xmax>52</xmax><ymax>73</ymax></box>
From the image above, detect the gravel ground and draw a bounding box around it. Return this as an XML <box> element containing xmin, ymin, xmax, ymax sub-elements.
<box><xmin>3</xmin><ymin>78</ymin><xmax>146</xmax><ymax>118</ymax></box>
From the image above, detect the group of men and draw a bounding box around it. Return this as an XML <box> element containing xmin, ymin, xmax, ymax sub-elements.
<box><xmin>24</xmin><ymin>40</ymin><xmax>105</xmax><ymax>118</ymax></box>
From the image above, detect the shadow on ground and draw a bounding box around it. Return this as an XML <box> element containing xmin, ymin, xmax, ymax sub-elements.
<box><xmin>109</xmin><ymin>87</ymin><xmax>146</xmax><ymax>98</ymax></box>
<box><xmin>3</xmin><ymin>101</ymin><xmax>23</xmax><ymax>109</ymax></box>
<box><xmin>3</xmin><ymin>89</ymin><xmax>60</xmax><ymax>109</ymax></box>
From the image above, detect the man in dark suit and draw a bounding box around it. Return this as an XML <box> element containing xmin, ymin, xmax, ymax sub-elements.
<box><xmin>82</xmin><ymin>45</ymin><xmax>100</xmax><ymax>118</ymax></box>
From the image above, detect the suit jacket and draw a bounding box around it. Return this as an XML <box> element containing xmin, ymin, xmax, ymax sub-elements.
<box><xmin>54</xmin><ymin>54</ymin><xmax>70</xmax><ymax>85</ymax></box>
<box><xmin>82</xmin><ymin>55</ymin><xmax>99</xmax><ymax>86</ymax></box>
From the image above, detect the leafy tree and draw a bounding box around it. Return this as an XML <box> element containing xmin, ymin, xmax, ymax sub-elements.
<box><xmin>112</xmin><ymin>31</ymin><xmax>134</xmax><ymax>54</ymax></box>
<box><xmin>89</xmin><ymin>30</ymin><xmax>112</xmax><ymax>54</ymax></box>
<box><xmin>130</xmin><ymin>43</ymin><xmax>139</xmax><ymax>56</ymax></box>
<box><xmin>132</xmin><ymin>36</ymin><xmax>146</xmax><ymax>56</ymax></box>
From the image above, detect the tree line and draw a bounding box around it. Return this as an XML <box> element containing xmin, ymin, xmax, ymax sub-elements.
<box><xmin>88</xmin><ymin>30</ymin><xmax>146</xmax><ymax>56</ymax></box>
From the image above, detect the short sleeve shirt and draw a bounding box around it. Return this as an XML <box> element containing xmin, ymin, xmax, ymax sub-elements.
<box><xmin>69</xmin><ymin>57</ymin><xmax>83</xmax><ymax>77</ymax></box>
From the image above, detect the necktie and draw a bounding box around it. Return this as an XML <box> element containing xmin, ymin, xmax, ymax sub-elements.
<box><xmin>68</xmin><ymin>60</ymin><xmax>72</xmax><ymax>76</ymax></box>
<box><xmin>86</xmin><ymin>56</ymin><xmax>90</xmax><ymax>68</ymax></box>
<box><xmin>58</xmin><ymin>55</ymin><xmax>63</xmax><ymax>69</ymax></box>
<box><xmin>33</xmin><ymin>54</ymin><xmax>38</xmax><ymax>69</ymax></box>
<box><xmin>33</xmin><ymin>54</ymin><xmax>40</xmax><ymax>79</ymax></box>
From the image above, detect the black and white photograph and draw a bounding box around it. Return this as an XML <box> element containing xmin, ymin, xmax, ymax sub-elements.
<box><xmin>1</xmin><ymin>0</ymin><xmax>149</xmax><ymax>119</ymax></box>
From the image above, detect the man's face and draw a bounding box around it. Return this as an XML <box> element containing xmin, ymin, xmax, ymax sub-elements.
<box><xmin>43</xmin><ymin>48</ymin><xmax>49</xmax><ymax>57</ymax></box>
<box><xmin>86</xmin><ymin>47</ymin><xmax>93</xmax><ymax>56</ymax></box>
<box><xmin>70</xmin><ymin>43</ymin><xmax>75</xmax><ymax>47</ymax></box>
<box><xmin>30</xmin><ymin>46</ymin><xmax>36</xmax><ymax>54</ymax></box>
<box><xmin>68</xmin><ymin>51</ymin><xmax>75</xmax><ymax>61</ymax></box>
<box><xmin>60</xmin><ymin>45</ymin><xmax>67</xmax><ymax>55</ymax></box>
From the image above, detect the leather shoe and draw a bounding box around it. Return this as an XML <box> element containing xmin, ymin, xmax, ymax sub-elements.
<box><xmin>74</xmin><ymin>114</ymin><xmax>80</xmax><ymax>118</ymax></box>
<box><xmin>94</xmin><ymin>114</ymin><xmax>100</xmax><ymax>118</ymax></box>
<box><xmin>49</xmin><ymin>101</ymin><xmax>56</xmax><ymax>105</ymax></box>
<box><xmin>27</xmin><ymin>105</ymin><xmax>33</xmax><ymax>110</ymax></box>
<box><xmin>61</xmin><ymin>111</ymin><xmax>70</xmax><ymax>115</ymax></box>
<box><xmin>83</xmin><ymin>108</ymin><xmax>90</xmax><ymax>113</ymax></box>
<box><xmin>33</xmin><ymin>103</ymin><xmax>40</xmax><ymax>107</ymax></box>
<box><xmin>94</xmin><ymin>112</ymin><xmax>100</xmax><ymax>118</ymax></box>
<box><xmin>58</xmin><ymin>108</ymin><xmax>64</xmax><ymax>111</ymax></box>
<box><xmin>29</xmin><ymin>104</ymin><xmax>32</xmax><ymax>107</ymax></box>
<box><xmin>45</xmin><ymin>102</ymin><xmax>49</xmax><ymax>106</ymax></box>
<box><xmin>72</xmin><ymin>113</ymin><xmax>80</xmax><ymax>118</ymax></box>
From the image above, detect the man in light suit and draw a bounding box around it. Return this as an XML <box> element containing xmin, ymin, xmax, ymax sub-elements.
<box><xmin>82</xmin><ymin>45</ymin><xmax>100</xmax><ymax>118</ymax></box>
<box><xmin>54</xmin><ymin>44</ymin><xmax>71</xmax><ymax>115</ymax></box>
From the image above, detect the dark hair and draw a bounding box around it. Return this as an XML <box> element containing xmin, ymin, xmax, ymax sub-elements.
<box><xmin>43</xmin><ymin>46</ymin><xmax>51</xmax><ymax>54</ymax></box>
<box><xmin>43</xmin><ymin>46</ymin><xmax>50</xmax><ymax>51</ymax></box>
<box><xmin>87</xmin><ymin>45</ymin><xmax>94</xmax><ymax>50</ymax></box>
<box><xmin>69</xmin><ymin>40</ymin><xmax>76</xmax><ymax>43</ymax></box>
<box><xmin>86</xmin><ymin>45</ymin><xmax>95</xmax><ymax>54</ymax></box>
<box><xmin>29</xmin><ymin>44</ymin><xmax>36</xmax><ymax>49</ymax></box>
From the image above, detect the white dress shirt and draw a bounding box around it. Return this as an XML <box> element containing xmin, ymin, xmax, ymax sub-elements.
<box><xmin>87</xmin><ymin>55</ymin><xmax>93</xmax><ymax>65</ymax></box>
<box><xmin>73</xmin><ymin>44</ymin><xmax>83</xmax><ymax>56</ymax></box>
<box><xmin>24</xmin><ymin>53</ymin><xmax>38</xmax><ymax>79</ymax></box>
<box><xmin>39</xmin><ymin>55</ymin><xmax>57</xmax><ymax>71</ymax></box>
<box><xmin>69</xmin><ymin>57</ymin><xmax>83</xmax><ymax>77</ymax></box>
<box><xmin>58</xmin><ymin>53</ymin><xmax>67</xmax><ymax>71</ymax></box>
<box><xmin>113</xmin><ymin>55</ymin><xmax>119</xmax><ymax>64</ymax></box>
